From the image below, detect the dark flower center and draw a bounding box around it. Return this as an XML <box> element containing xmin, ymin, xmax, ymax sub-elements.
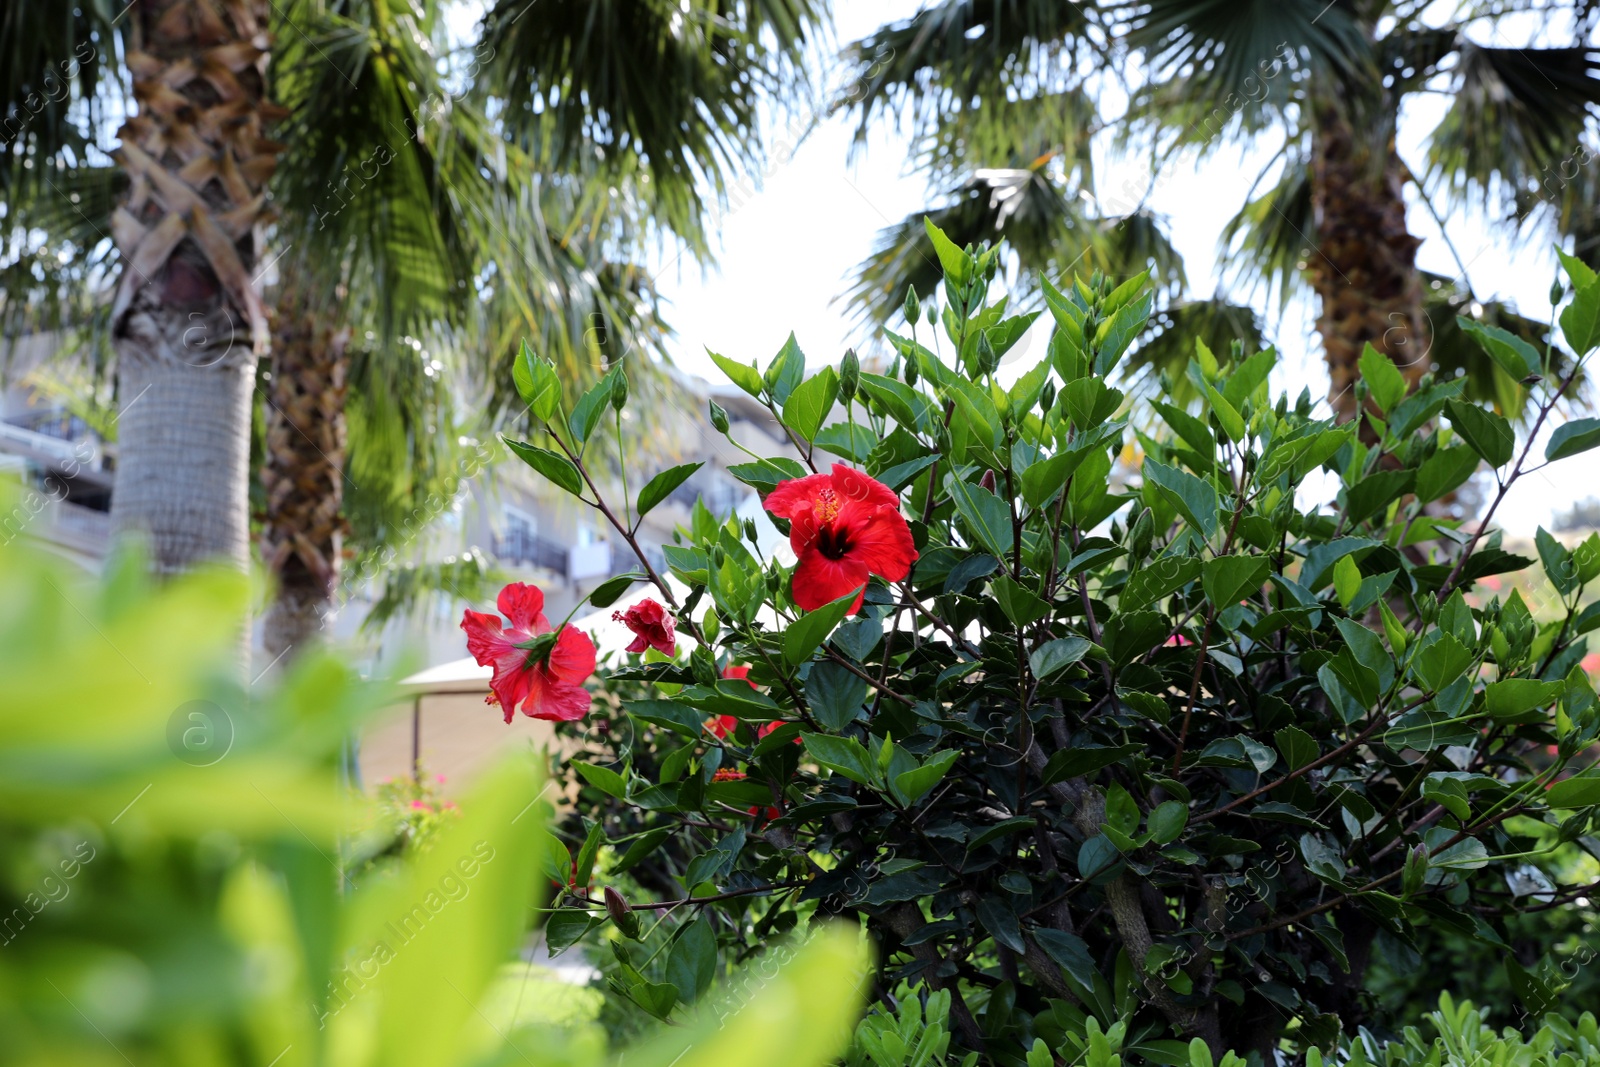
<box><xmin>815</xmin><ymin>522</ymin><xmax>851</xmax><ymax>560</ymax></box>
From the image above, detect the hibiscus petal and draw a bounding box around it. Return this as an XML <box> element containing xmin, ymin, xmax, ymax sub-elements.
<box><xmin>522</xmin><ymin>672</ymin><xmax>591</xmax><ymax>722</ymax></box>
<box><xmin>793</xmin><ymin>548</ymin><xmax>869</xmax><ymax>612</ymax></box>
<box><xmin>763</xmin><ymin>472</ymin><xmax>834</xmax><ymax>521</ymax></box>
<box><xmin>842</xmin><ymin>504</ymin><xmax>918</xmax><ymax>583</ymax></box>
<box><xmin>497</xmin><ymin>582</ymin><xmax>550</xmax><ymax>634</ymax></box>
<box><xmin>547</xmin><ymin>625</ymin><xmax>598</xmax><ymax>684</ymax></box>
<box><xmin>489</xmin><ymin>654</ymin><xmax>534</xmax><ymax>724</ymax></box>
<box><xmin>830</xmin><ymin>464</ymin><xmax>900</xmax><ymax>509</ymax></box>
<box><xmin>462</xmin><ymin>609</ymin><xmax>518</xmax><ymax>667</ymax></box>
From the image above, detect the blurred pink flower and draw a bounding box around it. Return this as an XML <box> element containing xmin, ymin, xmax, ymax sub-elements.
<box><xmin>1581</xmin><ymin>653</ymin><xmax>1600</xmax><ymax>676</ymax></box>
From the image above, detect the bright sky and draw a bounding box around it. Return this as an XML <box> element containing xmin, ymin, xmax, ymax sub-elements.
<box><xmin>644</xmin><ymin>2</ymin><xmax>1589</xmax><ymax>536</ymax></box>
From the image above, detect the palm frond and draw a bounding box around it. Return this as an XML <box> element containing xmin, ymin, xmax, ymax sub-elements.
<box><xmin>1217</xmin><ymin>154</ymin><xmax>1315</xmax><ymax>311</ymax></box>
<box><xmin>0</xmin><ymin>0</ymin><xmax>121</xmax><ymax>189</ymax></box>
<box><xmin>1426</xmin><ymin>43</ymin><xmax>1600</xmax><ymax>204</ymax></box>
<box><xmin>839</xmin><ymin>0</ymin><xmax>1090</xmax><ymax>141</ymax></box>
<box><xmin>477</xmin><ymin>0</ymin><xmax>825</xmax><ymax>244</ymax></box>
<box><xmin>1123</xmin><ymin>0</ymin><xmax>1370</xmax><ymax>142</ymax></box>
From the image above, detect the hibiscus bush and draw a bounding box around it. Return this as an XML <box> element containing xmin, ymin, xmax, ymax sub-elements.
<box><xmin>472</xmin><ymin>227</ymin><xmax>1600</xmax><ymax>1064</ymax></box>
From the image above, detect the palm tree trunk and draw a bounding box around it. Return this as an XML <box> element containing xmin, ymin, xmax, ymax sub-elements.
<box><xmin>260</xmin><ymin>269</ymin><xmax>350</xmax><ymax>660</ymax></box>
<box><xmin>109</xmin><ymin>0</ymin><xmax>280</xmax><ymax>574</ymax></box>
<box><xmin>1308</xmin><ymin>97</ymin><xmax>1428</xmax><ymax>423</ymax></box>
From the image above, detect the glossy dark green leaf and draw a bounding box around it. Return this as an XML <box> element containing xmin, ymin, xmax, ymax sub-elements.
<box><xmin>637</xmin><ymin>462</ymin><xmax>704</xmax><ymax>520</ymax></box>
<box><xmin>503</xmin><ymin>437</ymin><xmax>584</xmax><ymax>497</ymax></box>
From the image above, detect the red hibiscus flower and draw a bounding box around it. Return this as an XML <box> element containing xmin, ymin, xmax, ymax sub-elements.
<box><xmin>764</xmin><ymin>464</ymin><xmax>917</xmax><ymax>613</ymax></box>
<box><xmin>614</xmin><ymin>597</ymin><xmax>676</xmax><ymax>656</ymax></box>
<box><xmin>461</xmin><ymin>582</ymin><xmax>596</xmax><ymax>723</ymax></box>
<box><xmin>711</xmin><ymin>769</ymin><xmax>747</xmax><ymax>782</ymax></box>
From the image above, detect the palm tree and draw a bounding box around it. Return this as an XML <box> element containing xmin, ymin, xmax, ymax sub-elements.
<box><xmin>4</xmin><ymin>0</ymin><xmax>831</xmax><ymax>659</ymax></box>
<box><xmin>840</xmin><ymin>0</ymin><xmax>1600</xmax><ymax>419</ymax></box>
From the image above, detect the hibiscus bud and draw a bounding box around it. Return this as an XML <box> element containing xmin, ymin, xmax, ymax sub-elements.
<box><xmin>709</xmin><ymin>400</ymin><xmax>729</xmax><ymax>434</ymax></box>
<box><xmin>766</xmin><ymin>567</ymin><xmax>783</xmax><ymax>594</ymax></box>
<box><xmin>604</xmin><ymin>886</ymin><xmax>642</xmax><ymax>939</ymax></box>
<box><xmin>979</xmin><ymin>469</ymin><xmax>997</xmax><ymax>493</ymax></box>
<box><xmin>904</xmin><ymin>284</ymin><xmax>920</xmax><ymax>325</ymax></box>
<box><xmin>1551</xmin><ymin>276</ymin><xmax>1565</xmax><ymax>306</ymax></box>
<box><xmin>611</xmin><ymin>370</ymin><xmax>629</xmax><ymax>412</ymax></box>
<box><xmin>903</xmin><ymin>353</ymin><xmax>919</xmax><ymax>387</ymax></box>
<box><xmin>743</xmin><ymin>517</ymin><xmax>759</xmax><ymax>544</ymax></box>
<box><xmin>840</xmin><ymin>348</ymin><xmax>860</xmax><ymax>401</ymax></box>
<box><xmin>1040</xmin><ymin>380</ymin><xmax>1056</xmax><ymax>414</ymax></box>
<box><xmin>1229</xmin><ymin>339</ymin><xmax>1244</xmax><ymax>361</ymax></box>
<box><xmin>710</xmin><ymin>544</ymin><xmax>725</xmax><ymax>569</ymax></box>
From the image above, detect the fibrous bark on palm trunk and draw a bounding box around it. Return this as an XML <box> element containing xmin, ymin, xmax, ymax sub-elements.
<box><xmin>261</xmin><ymin>271</ymin><xmax>350</xmax><ymax>660</ymax></box>
<box><xmin>109</xmin><ymin>0</ymin><xmax>281</xmax><ymax>575</ymax></box>
<box><xmin>1308</xmin><ymin>97</ymin><xmax>1429</xmax><ymax>423</ymax></box>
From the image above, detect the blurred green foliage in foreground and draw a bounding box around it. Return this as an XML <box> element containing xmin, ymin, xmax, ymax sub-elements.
<box><xmin>0</xmin><ymin>488</ymin><xmax>866</xmax><ymax>1067</ymax></box>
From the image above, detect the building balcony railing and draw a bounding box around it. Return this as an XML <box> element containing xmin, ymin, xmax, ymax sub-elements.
<box><xmin>491</xmin><ymin>528</ymin><xmax>568</xmax><ymax>575</ymax></box>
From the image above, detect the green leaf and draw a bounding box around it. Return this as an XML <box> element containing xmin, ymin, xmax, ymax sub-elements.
<box><xmin>1358</xmin><ymin>343</ymin><xmax>1407</xmax><ymax>413</ymax></box>
<box><xmin>1202</xmin><ymin>554</ymin><xmax>1270</xmax><ymax>611</ymax></box>
<box><xmin>784</xmin><ymin>590</ymin><xmax>859</xmax><ymax>665</ymax></box>
<box><xmin>666</xmin><ymin>917</ymin><xmax>717</xmax><ymax>1003</ymax></box>
<box><xmin>1093</xmin><ymin>290</ymin><xmax>1152</xmax><ymax>377</ymax></box>
<box><xmin>1152</xmin><ymin>401</ymin><xmax>1214</xmax><ymax>460</ymax></box>
<box><xmin>1343</xmin><ymin>469</ymin><xmax>1414</xmax><ymax>525</ymax></box>
<box><xmin>571</xmin><ymin>761</ymin><xmax>627</xmax><ymax>799</ymax></box>
<box><xmin>1546</xmin><ymin>418</ymin><xmax>1600</xmax><ymax>462</ymax></box>
<box><xmin>1411</xmin><ymin>633</ymin><xmax>1474</xmax><ymax>692</ymax></box>
<box><xmin>1558</xmin><ymin>248</ymin><xmax>1598</xmax><ymax>291</ymax></box>
<box><xmin>1041</xmin><ymin>745</ymin><xmax>1141</xmax><ymax>786</ymax></box>
<box><xmin>1484</xmin><ymin>678</ymin><xmax>1562</xmax><ymax>719</ymax></box>
<box><xmin>546</xmin><ymin>909</ymin><xmax>599</xmax><ymax>954</ymax></box>
<box><xmin>814</xmin><ymin>422</ymin><xmax>877</xmax><ymax>463</ymax></box>
<box><xmin>513</xmin><ymin>341</ymin><xmax>562</xmax><ymax>421</ymax></box>
<box><xmin>1062</xmin><ymin>378</ymin><xmax>1124</xmax><ymax>433</ymax></box>
<box><xmin>727</xmin><ymin>457</ymin><xmax>808</xmax><ymax>496</ymax></box>
<box><xmin>1274</xmin><ymin>726</ymin><xmax>1319</xmax><ymax>770</ymax></box>
<box><xmin>1414</xmin><ymin>447</ymin><xmax>1481</xmax><ymax>504</ymax></box>
<box><xmin>946</xmin><ymin>473</ymin><xmax>1014</xmax><ymax>558</ymax></box>
<box><xmin>1020</xmin><ymin>425</ymin><xmax>1121</xmax><ymax>509</ymax></box>
<box><xmin>1204</xmin><ymin>383</ymin><xmax>1246</xmax><ymax>443</ymax></box>
<box><xmin>1332</xmin><ymin>554</ymin><xmax>1361</xmax><ymax>608</ymax></box>
<box><xmin>923</xmin><ymin>216</ymin><xmax>970</xmax><ymax>284</ymax></box>
<box><xmin>802</xmin><ymin>733</ymin><xmax>877</xmax><ymax>787</ymax></box>
<box><xmin>1546</xmin><ymin>773</ymin><xmax>1600</xmax><ymax>809</ymax></box>
<box><xmin>857</xmin><ymin>372</ymin><xmax>931</xmax><ymax>432</ymax></box>
<box><xmin>1446</xmin><ymin>401</ymin><xmax>1515</xmax><ymax>467</ymax></box>
<box><xmin>589</xmin><ymin>573</ymin><xmax>644</xmax><ymax>608</ymax></box>
<box><xmin>1029</xmin><ymin>637</ymin><xmax>1092</xmax><ymax>680</ymax></box>
<box><xmin>764</xmin><ymin>333</ymin><xmax>806</xmax><ymax>406</ymax></box>
<box><xmin>708</xmin><ymin>349</ymin><xmax>764</xmax><ymax>397</ymax></box>
<box><xmin>1121</xmin><ymin>557</ymin><xmax>1201</xmax><ymax>613</ymax></box>
<box><xmin>1536</xmin><ymin>527</ymin><xmax>1580</xmax><ymax>595</ymax></box>
<box><xmin>1149</xmin><ymin>801</ymin><xmax>1188</xmax><ymax>844</ymax></box>
<box><xmin>1458</xmin><ymin>319</ymin><xmax>1541</xmax><ymax>379</ymax></box>
<box><xmin>1560</xmin><ymin>279</ymin><xmax>1600</xmax><ymax>355</ymax></box>
<box><xmin>569</xmin><ymin>368</ymin><xmax>620</xmax><ymax>446</ymax></box>
<box><xmin>782</xmin><ymin>368</ymin><xmax>839</xmax><ymax>443</ymax></box>
<box><xmin>502</xmin><ymin>438</ymin><xmax>584</xmax><ymax>497</ymax></box>
<box><xmin>806</xmin><ymin>661</ymin><xmax>870</xmax><ymax>730</ymax></box>
<box><xmin>1143</xmin><ymin>459</ymin><xmax>1219</xmax><ymax>539</ymax></box>
<box><xmin>637</xmin><ymin>462</ymin><xmax>704</xmax><ymax>520</ymax></box>
<box><xmin>893</xmin><ymin>750</ymin><xmax>960</xmax><ymax>806</ymax></box>
<box><xmin>1222</xmin><ymin>348</ymin><xmax>1278</xmax><ymax>409</ymax></box>
<box><xmin>994</xmin><ymin>575</ymin><xmax>1049</xmax><ymax>625</ymax></box>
